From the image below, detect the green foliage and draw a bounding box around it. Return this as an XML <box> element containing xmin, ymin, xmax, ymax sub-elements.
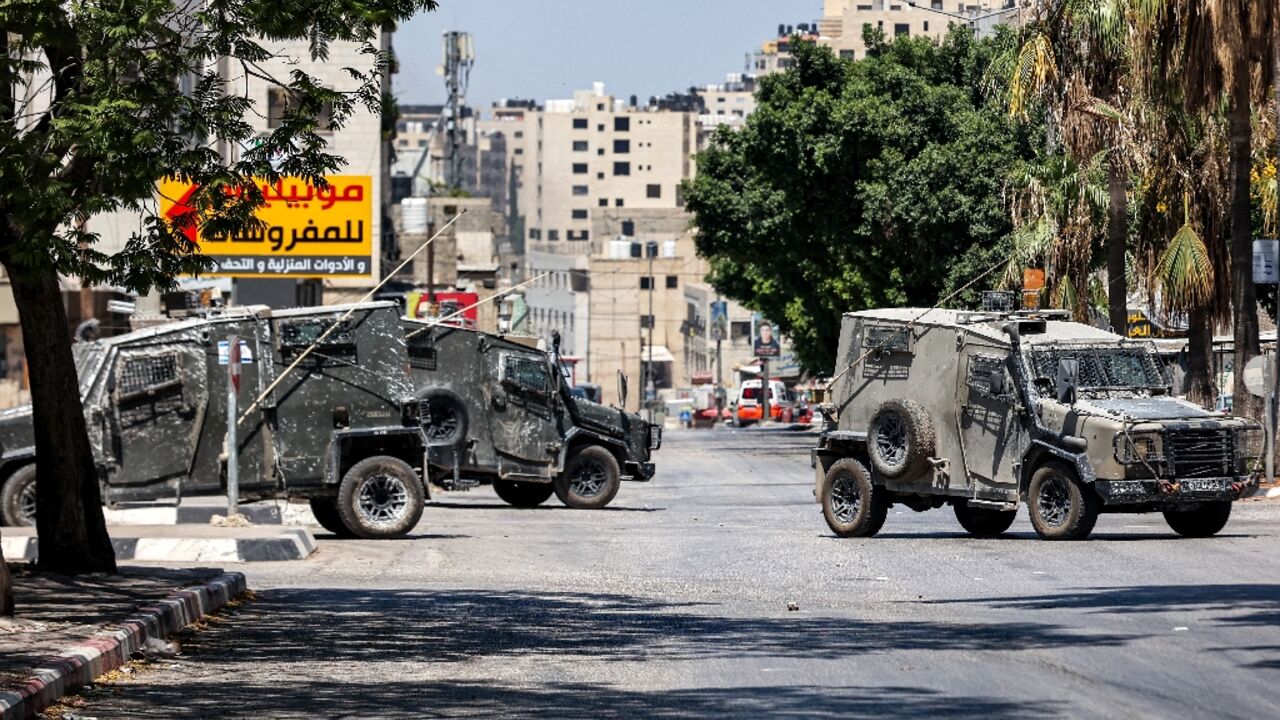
<box><xmin>683</xmin><ymin>28</ymin><xmax>1040</xmax><ymax>373</ymax></box>
<box><xmin>0</xmin><ymin>0</ymin><xmax>436</xmax><ymax>290</ymax></box>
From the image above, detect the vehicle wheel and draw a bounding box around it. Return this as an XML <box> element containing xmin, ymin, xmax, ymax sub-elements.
<box><xmin>820</xmin><ymin>458</ymin><xmax>889</xmax><ymax>538</ymax></box>
<box><xmin>555</xmin><ymin>446</ymin><xmax>621</xmax><ymax>509</ymax></box>
<box><xmin>1163</xmin><ymin>502</ymin><xmax>1232</xmax><ymax>538</ymax></box>
<box><xmin>953</xmin><ymin>500</ymin><xmax>1016</xmax><ymax>538</ymax></box>
<box><xmin>336</xmin><ymin>456</ymin><xmax>425</xmax><ymax>539</ymax></box>
<box><xmin>867</xmin><ymin>399</ymin><xmax>935</xmax><ymax>480</ymax></box>
<box><xmin>1027</xmin><ymin>462</ymin><xmax>1098</xmax><ymax>540</ymax></box>
<box><xmin>420</xmin><ymin>390</ymin><xmax>468</xmax><ymax>446</ymax></box>
<box><xmin>308</xmin><ymin>497</ymin><xmax>354</xmax><ymax>537</ymax></box>
<box><xmin>0</xmin><ymin>464</ymin><xmax>36</xmax><ymax>527</ymax></box>
<box><xmin>493</xmin><ymin>479</ymin><xmax>555</xmax><ymax>508</ymax></box>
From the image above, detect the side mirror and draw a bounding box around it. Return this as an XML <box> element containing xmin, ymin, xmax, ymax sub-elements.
<box><xmin>988</xmin><ymin>370</ymin><xmax>1007</xmax><ymax>396</ymax></box>
<box><xmin>617</xmin><ymin>369</ymin><xmax>629</xmax><ymax>409</ymax></box>
<box><xmin>1056</xmin><ymin>358</ymin><xmax>1079</xmax><ymax>404</ymax></box>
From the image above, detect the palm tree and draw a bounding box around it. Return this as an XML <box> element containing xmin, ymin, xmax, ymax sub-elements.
<box><xmin>1009</xmin><ymin>0</ymin><xmax>1138</xmax><ymax>335</ymax></box>
<box><xmin>1154</xmin><ymin>0</ymin><xmax>1278</xmax><ymax>420</ymax></box>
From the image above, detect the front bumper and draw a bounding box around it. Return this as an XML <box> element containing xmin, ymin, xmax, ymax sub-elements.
<box><xmin>1094</xmin><ymin>476</ymin><xmax>1251</xmax><ymax>506</ymax></box>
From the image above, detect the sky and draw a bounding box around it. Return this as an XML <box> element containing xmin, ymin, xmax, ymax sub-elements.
<box><xmin>394</xmin><ymin>0</ymin><xmax>821</xmax><ymax>110</ymax></box>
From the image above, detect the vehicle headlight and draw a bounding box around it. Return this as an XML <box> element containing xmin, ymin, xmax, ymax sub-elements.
<box><xmin>1114</xmin><ymin>432</ymin><xmax>1163</xmax><ymax>464</ymax></box>
<box><xmin>1235</xmin><ymin>426</ymin><xmax>1264</xmax><ymax>463</ymax></box>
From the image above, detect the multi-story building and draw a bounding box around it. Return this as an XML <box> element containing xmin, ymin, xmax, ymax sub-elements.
<box><xmin>820</xmin><ymin>1</ymin><xmax>1024</xmax><ymax>60</ymax></box>
<box><xmin>752</xmin><ymin>23</ymin><xmax>821</xmax><ymax>75</ymax></box>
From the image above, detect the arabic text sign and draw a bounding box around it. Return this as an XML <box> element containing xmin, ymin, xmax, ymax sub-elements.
<box><xmin>159</xmin><ymin>175</ymin><xmax>373</xmax><ymax>278</ymax></box>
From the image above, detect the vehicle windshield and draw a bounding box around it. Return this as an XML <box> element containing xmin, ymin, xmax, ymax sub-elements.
<box><xmin>1027</xmin><ymin>345</ymin><xmax>1166</xmax><ymax>392</ymax></box>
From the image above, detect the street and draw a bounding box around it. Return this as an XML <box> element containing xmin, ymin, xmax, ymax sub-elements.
<box><xmin>71</xmin><ymin>427</ymin><xmax>1280</xmax><ymax>719</ymax></box>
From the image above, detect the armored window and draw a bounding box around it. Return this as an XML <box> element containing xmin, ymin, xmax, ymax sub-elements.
<box><xmin>118</xmin><ymin>354</ymin><xmax>178</xmax><ymax>397</ymax></box>
<box><xmin>406</xmin><ymin>333</ymin><xmax>438</xmax><ymax>371</ymax></box>
<box><xmin>279</xmin><ymin>319</ymin><xmax>357</xmax><ymax>367</ymax></box>
<box><xmin>967</xmin><ymin>355</ymin><xmax>1007</xmax><ymax>395</ymax></box>
<box><xmin>502</xmin><ymin>355</ymin><xmax>550</xmax><ymax>394</ymax></box>
<box><xmin>863</xmin><ymin>325</ymin><xmax>912</xmax><ymax>354</ymax></box>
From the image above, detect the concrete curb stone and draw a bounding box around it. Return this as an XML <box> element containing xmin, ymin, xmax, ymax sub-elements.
<box><xmin>0</xmin><ymin>528</ymin><xmax>314</xmax><ymax>563</ymax></box>
<box><xmin>0</xmin><ymin>571</ymin><xmax>247</xmax><ymax>720</ymax></box>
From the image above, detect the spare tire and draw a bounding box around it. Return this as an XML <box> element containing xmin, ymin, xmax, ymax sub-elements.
<box><xmin>867</xmin><ymin>399</ymin><xmax>935</xmax><ymax>480</ymax></box>
<box><xmin>420</xmin><ymin>389</ymin><xmax>468</xmax><ymax>446</ymax></box>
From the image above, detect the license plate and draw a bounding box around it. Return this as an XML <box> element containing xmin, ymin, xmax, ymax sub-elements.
<box><xmin>1181</xmin><ymin>478</ymin><xmax>1227</xmax><ymax>493</ymax></box>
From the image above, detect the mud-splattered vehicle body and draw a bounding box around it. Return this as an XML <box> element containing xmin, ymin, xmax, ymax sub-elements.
<box><xmin>401</xmin><ymin>320</ymin><xmax>660</xmax><ymax>509</ymax></box>
<box><xmin>0</xmin><ymin>303</ymin><xmax>431</xmax><ymax>538</ymax></box>
<box><xmin>811</xmin><ymin>307</ymin><xmax>1261</xmax><ymax>540</ymax></box>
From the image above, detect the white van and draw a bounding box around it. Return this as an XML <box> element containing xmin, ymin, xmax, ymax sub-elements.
<box><xmin>734</xmin><ymin>379</ymin><xmax>793</xmax><ymax>427</ymax></box>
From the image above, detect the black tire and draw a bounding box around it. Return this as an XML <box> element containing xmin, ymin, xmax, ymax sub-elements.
<box><xmin>0</xmin><ymin>464</ymin><xmax>36</xmax><ymax>528</ymax></box>
<box><xmin>1163</xmin><ymin>502</ymin><xmax>1232</xmax><ymax>538</ymax></box>
<box><xmin>867</xmin><ymin>399</ymin><xmax>935</xmax><ymax>480</ymax></box>
<box><xmin>336</xmin><ymin>456</ymin><xmax>425</xmax><ymax>539</ymax></box>
<box><xmin>493</xmin><ymin>479</ymin><xmax>555</xmax><ymax>508</ymax></box>
<box><xmin>1027</xmin><ymin>462</ymin><xmax>1098</xmax><ymax>540</ymax></box>
<box><xmin>820</xmin><ymin>458</ymin><xmax>889</xmax><ymax>538</ymax></box>
<box><xmin>308</xmin><ymin>497</ymin><xmax>354</xmax><ymax>537</ymax></box>
<box><xmin>555</xmin><ymin>446</ymin><xmax>621</xmax><ymax>509</ymax></box>
<box><xmin>420</xmin><ymin>389</ymin><xmax>468</xmax><ymax>446</ymax></box>
<box><xmin>953</xmin><ymin>500</ymin><xmax>1017</xmax><ymax>538</ymax></box>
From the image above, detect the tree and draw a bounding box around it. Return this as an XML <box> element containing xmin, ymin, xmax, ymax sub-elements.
<box><xmin>684</xmin><ymin>28</ymin><xmax>1040</xmax><ymax>373</ymax></box>
<box><xmin>1155</xmin><ymin>0</ymin><xmax>1277</xmax><ymax>419</ymax></box>
<box><xmin>1</xmin><ymin>0</ymin><xmax>436</xmax><ymax>574</ymax></box>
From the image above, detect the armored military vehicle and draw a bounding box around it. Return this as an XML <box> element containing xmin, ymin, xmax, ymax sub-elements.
<box><xmin>812</xmin><ymin>305</ymin><xmax>1261</xmax><ymax>540</ymax></box>
<box><xmin>402</xmin><ymin>321</ymin><xmax>661</xmax><ymax>509</ymax></box>
<box><xmin>0</xmin><ymin>302</ymin><xmax>431</xmax><ymax>539</ymax></box>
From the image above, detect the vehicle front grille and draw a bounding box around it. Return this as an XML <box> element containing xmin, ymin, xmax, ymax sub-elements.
<box><xmin>1165</xmin><ymin>429</ymin><xmax>1232</xmax><ymax>478</ymax></box>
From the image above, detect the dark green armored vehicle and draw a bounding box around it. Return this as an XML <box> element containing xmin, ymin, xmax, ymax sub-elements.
<box><xmin>402</xmin><ymin>321</ymin><xmax>661</xmax><ymax>509</ymax></box>
<box><xmin>0</xmin><ymin>302</ymin><xmax>430</xmax><ymax>539</ymax></box>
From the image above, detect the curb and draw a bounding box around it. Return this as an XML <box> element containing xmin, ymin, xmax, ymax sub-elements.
<box><xmin>104</xmin><ymin>503</ymin><xmax>283</xmax><ymax>526</ymax></box>
<box><xmin>1</xmin><ymin>529</ymin><xmax>314</xmax><ymax>564</ymax></box>
<box><xmin>0</xmin><ymin>571</ymin><xmax>247</xmax><ymax>720</ymax></box>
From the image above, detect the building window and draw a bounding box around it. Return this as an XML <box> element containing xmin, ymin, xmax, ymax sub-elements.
<box><xmin>597</xmin><ymin>172</ymin><xmax>605</xmax><ymax>180</ymax></box>
<box><xmin>571</xmin><ymin>209</ymin><xmax>588</xmax><ymax>220</ymax></box>
<box><xmin>730</xmin><ymin>321</ymin><xmax>751</xmax><ymax>340</ymax></box>
<box><xmin>597</xmin><ymin>148</ymin><xmax>605</xmax><ymax>156</ymax></box>
<box><xmin>573</xmin><ymin>118</ymin><xmax>588</xmax><ymax>129</ymax></box>
<box><xmin>514</xmin><ymin>148</ymin><xmax>524</xmax><ymax>155</ymax></box>
<box><xmin>613</xmin><ymin>162</ymin><xmax>631</xmax><ymax>176</ymax></box>
<box><xmin>573</xmin><ymin>163</ymin><xmax>588</xmax><ymax>174</ymax></box>
<box><xmin>613</xmin><ymin>139</ymin><xmax>631</xmax><ymax>154</ymax></box>
<box><xmin>572</xmin><ymin>185</ymin><xmax>588</xmax><ymax>196</ymax></box>
<box><xmin>548</xmin><ymin>230</ymin><xmax>559</xmax><ymax>241</ymax></box>
<box><xmin>615</xmin><ymin>198</ymin><xmax>625</xmax><ymax>207</ymax></box>
<box><xmin>646</xmin><ymin>184</ymin><xmax>661</xmax><ymax>199</ymax></box>
<box><xmin>597</xmin><ymin>123</ymin><xmax>605</xmax><ymax>132</ymax></box>
<box><xmin>895</xmin><ymin>23</ymin><xmax>910</xmax><ymax>37</ymax></box>
<box><xmin>598</xmin><ymin>198</ymin><xmax>609</xmax><ymax>207</ymax></box>
<box><xmin>924</xmin><ymin>21</ymin><xmax>930</xmax><ymax>31</ymax></box>
<box><xmin>267</xmin><ymin>87</ymin><xmax>332</xmax><ymax>130</ymax></box>
<box><xmin>529</xmin><ymin>228</ymin><xmax>541</xmax><ymax>240</ymax></box>
<box><xmin>514</xmin><ymin>131</ymin><xmax>524</xmax><ymax>138</ymax></box>
<box><xmin>614</xmin><ymin>117</ymin><xmax>630</xmax><ymax>132</ymax></box>
<box><xmin>573</xmin><ymin>140</ymin><xmax>588</xmax><ymax>152</ymax></box>
<box><xmin>665</xmin><ymin>275</ymin><xmax>678</xmax><ymax>289</ymax></box>
<box><xmin>640</xmin><ymin>315</ymin><xmax>655</xmax><ymax>329</ymax></box>
<box><xmin>621</xmin><ymin>220</ymin><xmax>635</xmax><ymax>236</ymax></box>
<box><xmin>639</xmin><ymin>276</ymin><xmax>653</xmax><ymax>290</ymax></box>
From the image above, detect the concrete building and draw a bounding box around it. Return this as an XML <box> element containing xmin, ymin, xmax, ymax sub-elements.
<box><xmin>523</xmin><ymin>83</ymin><xmax>698</xmax><ymax>363</ymax></box>
<box><xmin>819</xmin><ymin>1</ymin><xmax>1023</xmax><ymax>60</ymax></box>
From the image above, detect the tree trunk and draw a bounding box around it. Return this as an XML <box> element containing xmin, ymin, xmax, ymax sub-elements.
<box><xmin>1106</xmin><ymin>159</ymin><xmax>1128</xmax><ymax>336</ymax></box>
<box><xmin>0</xmin><ymin>544</ymin><xmax>11</xmax><ymax>616</ymax></box>
<box><xmin>1185</xmin><ymin>306</ymin><xmax>1214</xmax><ymax>408</ymax></box>
<box><xmin>1229</xmin><ymin>79</ymin><xmax>1261</xmax><ymax>421</ymax></box>
<box><xmin>2</xmin><ymin>257</ymin><xmax>115</xmax><ymax>575</ymax></box>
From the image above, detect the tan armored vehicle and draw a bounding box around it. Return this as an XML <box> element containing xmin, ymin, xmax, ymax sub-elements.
<box><xmin>812</xmin><ymin>305</ymin><xmax>1262</xmax><ymax>540</ymax></box>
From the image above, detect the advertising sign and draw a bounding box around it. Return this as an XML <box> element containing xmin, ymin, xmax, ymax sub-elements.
<box><xmin>159</xmin><ymin>175</ymin><xmax>373</xmax><ymax>278</ymax></box>
<box><xmin>407</xmin><ymin>291</ymin><xmax>480</xmax><ymax>327</ymax></box>
<box><xmin>710</xmin><ymin>301</ymin><xmax>728</xmax><ymax>342</ymax></box>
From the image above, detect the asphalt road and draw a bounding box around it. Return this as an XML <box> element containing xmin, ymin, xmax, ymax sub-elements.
<box><xmin>71</xmin><ymin>426</ymin><xmax>1280</xmax><ymax>719</ymax></box>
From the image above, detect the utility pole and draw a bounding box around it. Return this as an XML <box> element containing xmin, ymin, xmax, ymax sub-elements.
<box><xmin>225</xmin><ymin>335</ymin><xmax>241</xmax><ymax>518</ymax></box>
<box><xmin>646</xmin><ymin>240</ymin><xmax>657</xmax><ymax>423</ymax></box>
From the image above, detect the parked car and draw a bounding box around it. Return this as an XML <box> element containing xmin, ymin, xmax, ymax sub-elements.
<box><xmin>0</xmin><ymin>303</ymin><xmax>430</xmax><ymax>538</ymax></box>
<box><xmin>402</xmin><ymin>321</ymin><xmax>661</xmax><ymax>509</ymax></box>
<box><xmin>812</xmin><ymin>307</ymin><xmax>1261</xmax><ymax>540</ymax></box>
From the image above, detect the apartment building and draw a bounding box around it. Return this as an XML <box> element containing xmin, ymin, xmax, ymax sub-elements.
<box><xmin>820</xmin><ymin>1</ymin><xmax>1023</xmax><ymax>60</ymax></box>
<box><xmin>523</xmin><ymin>84</ymin><xmax>698</xmax><ymax>362</ymax></box>
<box><xmin>751</xmin><ymin>24</ymin><xmax>821</xmax><ymax>75</ymax></box>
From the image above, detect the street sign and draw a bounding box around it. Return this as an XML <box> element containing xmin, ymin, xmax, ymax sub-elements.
<box><xmin>1244</xmin><ymin>355</ymin><xmax>1268</xmax><ymax>397</ymax></box>
<box><xmin>228</xmin><ymin>335</ymin><xmax>242</xmax><ymax>394</ymax></box>
<box><xmin>159</xmin><ymin>175</ymin><xmax>374</xmax><ymax>279</ymax></box>
<box><xmin>1253</xmin><ymin>239</ymin><xmax>1279</xmax><ymax>284</ymax></box>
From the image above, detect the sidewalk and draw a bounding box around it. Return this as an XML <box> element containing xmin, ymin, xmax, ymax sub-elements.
<box><xmin>0</xmin><ymin>565</ymin><xmax>246</xmax><ymax>718</ymax></box>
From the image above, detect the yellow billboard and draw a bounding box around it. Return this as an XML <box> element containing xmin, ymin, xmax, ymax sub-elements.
<box><xmin>158</xmin><ymin>175</ymin><xmax>373</xmax><ymax>278</ymax></box>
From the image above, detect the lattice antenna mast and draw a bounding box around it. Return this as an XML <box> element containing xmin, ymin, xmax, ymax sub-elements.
<box><xmin>441</xmin><ymin>31</ymin><xmax>475</xmax><ymax>192</ymax></box>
